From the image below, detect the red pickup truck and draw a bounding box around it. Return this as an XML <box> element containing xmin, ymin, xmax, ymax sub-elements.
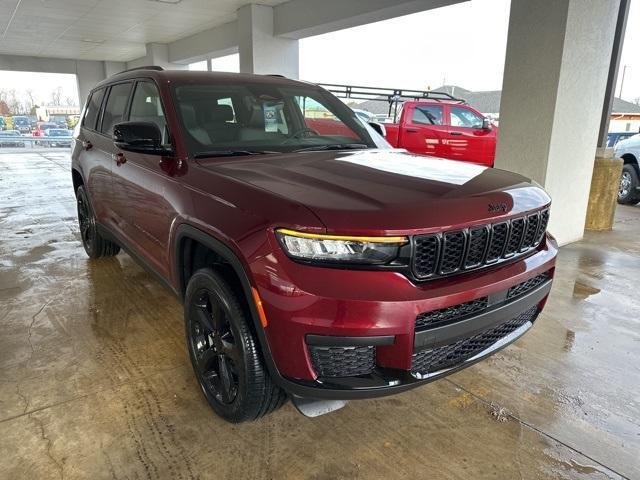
<box><xmin>383</xmin><ymin>101</ymin><xmax>497</xmax><ymax>166</ymax></box>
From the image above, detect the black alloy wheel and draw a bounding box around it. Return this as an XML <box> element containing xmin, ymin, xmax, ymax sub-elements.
<box><xmin>184</xmin><ymin>268</ymin><xmax>286</xmax><ymax>423</ymax></box>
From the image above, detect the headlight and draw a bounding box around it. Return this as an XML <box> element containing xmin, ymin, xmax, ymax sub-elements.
<box><xmin>276</xmin><ymin>228</ymin><xmax>407</xmax><ymax>264</ymax></box>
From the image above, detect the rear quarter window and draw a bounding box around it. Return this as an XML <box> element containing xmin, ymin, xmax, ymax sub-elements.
<box><xmin>83</xmin><ymin>88</ymin><xmax>106</xmax><ymax>131</ymax></box>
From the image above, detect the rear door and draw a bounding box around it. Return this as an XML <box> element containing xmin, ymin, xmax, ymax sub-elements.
<box><xmin>109</xmin><ymin>80</ymin><xmax>176</xmax><ymax>277</ymax></box>
<box><xmin>398</xmin><ymin>104</ymin><xmax>448</xmax><ymax>158</ymax></box>
<box><xmin>94</xmin><ymin>82</ymin><xmax>135</xmax><ymax>235</ymax></box>
<box><xmin>446</xmin><ymin>105</ymin><xmax>495</xmax><ymax>166</ymax></box>
<box><xmin>76</xmin><ymin>87</ymin><xmax>116</xmax><ymax>227</ymax></box>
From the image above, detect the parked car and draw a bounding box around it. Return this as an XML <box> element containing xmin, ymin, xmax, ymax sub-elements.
<box><xmin>44</xmin><ymin>128</ymin><xmax>72</xmax><ymax>147</ymax></box>
<box><xmin>613</xmin><ymin>133</ymin><xmax>640</xmax><ymax>204</ymax></box>
<box><xmin>383</xmin><ymin>101</ymin><xmax>498</xmax><ymax>166</ymax></box>
<box><xmin>0</xmin><ymin>116</ymin><xmax>6</xmax><ymax>130</ymax></box>
<box><xmin>12</xmin><ymin>116</ymin><xmax>31</xmax><ymax>134</ymax></box>
<box><xmin>0</xmin><ymin>130</ymin><xmax>25</xmax><ymax>147</ymax></box>
<box><xmin>353</xmin><ymin>108</ymin><xmax>376</xmax><ymax>123</ymax></box>
<box><xmin>72</xmin><ymin>68</ymin><xmax>556</xmax><ymax>423</ymax></box>
<box><xmin>33</xmin><ymin>122</ymin><xmax>59</xmax><ymax>138</ymax></box>
<box><xmin>607</xmin><ymin>131</ymin><xmax>637</xmax><ymax>148</ymax></box>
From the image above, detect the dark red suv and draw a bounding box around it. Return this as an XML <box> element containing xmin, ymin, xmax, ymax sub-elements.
<box><xmin>71</xmin><ymin>67</ymin><xmax>557</xmax><ymax>423</ymax></box>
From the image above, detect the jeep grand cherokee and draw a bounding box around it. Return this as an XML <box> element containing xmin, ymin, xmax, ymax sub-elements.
<box><xmin>71</xmin><ymin>67</ymin><xmax>557</xmax><ymax>423</ymax></box>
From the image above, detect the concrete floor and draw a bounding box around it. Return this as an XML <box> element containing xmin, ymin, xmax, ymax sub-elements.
<box><xmin>0</xmin><ymin>152</ymin><xmax>638</xmax><ymax>480</ymax></box>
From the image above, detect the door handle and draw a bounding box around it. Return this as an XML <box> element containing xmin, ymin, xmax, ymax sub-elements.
<box><xmin>82</xmin><ymin>140</ymin><xmax>92</xmax><ymax>150</ymax></box>
<box><xmin>449</xmin><ymin>131</ymin><xmax>463</xmax><ymax>136</ymax></box>
<box><xmin>113</xmin><ymin>152</ymin><xmax>127</xmax><ymax>166</ymax></box>
<box><xmin>405</xmin><ymin>128</ymin><xmax>419</xmax><ymax>133</ymax></box>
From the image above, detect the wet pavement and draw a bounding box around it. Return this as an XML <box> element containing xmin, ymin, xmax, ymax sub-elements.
<box><xmin>0</xmin><ymin>151</ymin><xmax>638</xmax><ymax>479</ymax></box>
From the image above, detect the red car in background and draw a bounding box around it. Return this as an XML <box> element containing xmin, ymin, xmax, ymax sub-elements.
<box><xmin>384</xmin><ymin>101</ymin><xmax>498</xmax><ymax>167</ymax></box>
<box><xmin>33</xmin><ymin>122</ymin><xmax>59</xmax><ymax>137</ymax></box>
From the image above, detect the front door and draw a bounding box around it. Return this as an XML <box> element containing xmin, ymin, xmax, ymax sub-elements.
<box><xmin>399</xmin><ymin>104</ymin><xmax>449</xmax><ymax>158</ymax></box>
<box><xmin>109</xmin><ymin>80</ymin><xmax>177</xmax><ymax>278</ymax></box>
<box><xmin>446</xmin><ymin>105</ymin><xmax>495</xmax><ymax>166</ymax></box>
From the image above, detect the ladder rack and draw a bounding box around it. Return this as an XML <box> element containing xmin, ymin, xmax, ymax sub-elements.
<box><xmin>317</xmin><ymin>83</ymin><xmax>466</xmax><ymax>122</ymax></box>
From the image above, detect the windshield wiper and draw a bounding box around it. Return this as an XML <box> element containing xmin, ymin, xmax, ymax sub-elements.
<box><xmin>193</xmin><ymin>150</ymin><xmax>278</xmax><ymax>159</ymax></box>
<box><xmin>292</xmin><ymin>143</ymin><xmax>369</xmax><ymax>153</ymax></box>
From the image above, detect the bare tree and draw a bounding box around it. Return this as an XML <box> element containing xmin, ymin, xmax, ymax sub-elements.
<box><xmin>6</xmin><ymin>89</ymin><xmax>22</xmax><ymax>114</ymax></box>
<box><xmin>50</xmin><ymin>86</ymin><xmax>63</xmax><ymax>106</ymax></box>
<box><xmin>64</xmin><ymin>96</ymin><xmax>76</xmax><ymax>106</ymax></box>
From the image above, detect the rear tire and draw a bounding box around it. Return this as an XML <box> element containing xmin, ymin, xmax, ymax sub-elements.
<box><xmin>76</xmin><ymin>185</ymin><xmax>120</xmax><ymax>258</ymax></box>
<box><xmin>618</xmin><ymin>164</ymin><xmax>640</xmax><ymax>205</ymax></box>
<box><xmin>184</xmin><ymin>268</ymin><xmax>286</xmax><ymax>423</ymax></box>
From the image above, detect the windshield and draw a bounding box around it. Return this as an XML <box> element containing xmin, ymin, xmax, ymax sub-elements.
<box><xmin>14</xmin><ymin>117</ymin><xmax>28</xmax><ymax>125</ymax></box>
<box><xmin>172</xmin><ymin>82</ymin><xmax>380</xmax><ymax>157</ymax></box>
<box><xmin>47</xmin><ymin>129</ymin><xmax>70</xmax><ymax>136</ymax></box>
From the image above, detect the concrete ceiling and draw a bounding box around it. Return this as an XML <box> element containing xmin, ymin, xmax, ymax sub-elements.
<box><xmin>0</xmin><ymin>0</ymin><xmax>287</xmax><ymax>62</ymax></box>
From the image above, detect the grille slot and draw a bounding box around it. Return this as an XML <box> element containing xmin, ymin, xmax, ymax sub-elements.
<box><xmin>411</xmin><ymin>208</ymin><xmax>550</xmax><ymax>281</ymax></box>
<box><xmin>415</xmin><ymin>297</ymin><xmax>489</xmax><ymax>330</ymax></box>
<box><xmin>486</xmin><ymin>222</ymin><xmax>508</xmax><ymax>262</ymax></box>
<box><xmin>507</xmin><ymin>272</ymin><xmax>550</xmax><ymax>299</ymax></box>
<box><xmin>535</xmin><ymin>209</ymin><xmax>550</xmax><ymax>245</ymax></box>
<box><xmin>440</xmin><ymin>231</ymin><xmax>465</xmax><ymax>274</ymax></box>
<box><xmin>308</xmin><ymin>345</ymin><xmax>375</xmax><ymax>378</ymax></box>
<box><xmin>504</xmin><ymin>218</ymin><xmax>525</xmax><ymax>256</ymax></box>
<box><xmin>465</xmin><ymin>226</ymin><xmax>489</xmax><ymax>268</ymax></box>
<box><xmin>413</xmin><ymin>234</ymin><xmax>440</xmax><ymax>278</ymax></box>
<box><xmin>411</xmin><ymin>306</ymin><xmax>538</xmax><ymax>376</ymax></box>
<box><xmin>522</xmin><ymin>213</ymin><xmax>540</xmax><ymax>250</ymax></box>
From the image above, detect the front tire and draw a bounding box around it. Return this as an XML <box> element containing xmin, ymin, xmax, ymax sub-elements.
<box><xmin>618</xmin><ymin>164</ymin><xmax>640</xmax><ymax>205</ymax></box>
<box><xmin>76</xmin><ymin>185</ymin><xmax>120</xmax><ymax>258</ymax></box>
<box><xmin>184</xmin><ymin>268</ymin><xmax>286</xmax><ymax>423</ymax></box>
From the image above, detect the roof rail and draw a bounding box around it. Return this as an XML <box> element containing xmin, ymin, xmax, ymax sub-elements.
<box><xmin>317</xmin><ymin>83</ymin><xmax>466</xmax><ymax>121</ymax></box>
<box><xmin>116</xmin><ymin>65</ymin><xmax>165</xmax><ymax>75</ymax></box>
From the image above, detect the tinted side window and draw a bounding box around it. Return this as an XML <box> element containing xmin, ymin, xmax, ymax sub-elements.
<box><xmin>412</xmin><ymin>105</ymin><xmax>443</xmax><ymax>125</ymax></box>
<box><xmin>83</xmin><ymin>88</ymin><xmax>105</xmax><ymax>130</ymax></box>
<box><xmin>100</xmin><ymin>83</ymin><xmax>133</xmax><ymax>135</ymax></box>
<box><xmin>129</xmin><ymin>82</ymin><xmax>169</xmax><ymax>143</ymax></box>
<box><xmin>450</xmin><ymin>106</ymin><xmax>483</xmax><ymax>128</ymax></box>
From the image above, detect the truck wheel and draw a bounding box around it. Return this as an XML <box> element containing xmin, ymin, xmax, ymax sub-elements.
<box><xmin>184</xmin><ymin>268</ymin><xmax>286</xmax><ymax>423</ymax></box>
<box><xmin>618</xmin><ymin>164</ymin><xmax>640</xmax><ymax>205</ymax></box>
<box><xmin>76</xmin><ymin>186</ymin><xmax>120</xmax><ymax>258</ymax></box>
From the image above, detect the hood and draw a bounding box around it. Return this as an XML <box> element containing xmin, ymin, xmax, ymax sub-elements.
<box><xmin>197</xmin><ymin>149</ymin><xmax>550</xmax><ymax>235</ymax></box>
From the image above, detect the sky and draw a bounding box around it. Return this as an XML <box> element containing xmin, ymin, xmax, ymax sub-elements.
<box><xmin>212</xmin><ymin>0</ymin><xmax>640</xmax><ymax>102</ymax></box>
<box><xmin>1</xmin><ymin>0</ymin><xmax>639</xmax><ymax>106</ymax></box>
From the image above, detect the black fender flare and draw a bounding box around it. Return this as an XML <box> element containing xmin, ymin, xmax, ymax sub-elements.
<box><xmin>173</xmin><ymin>224</ymin><xmax>287</xmax><ymax>386</ymax></box>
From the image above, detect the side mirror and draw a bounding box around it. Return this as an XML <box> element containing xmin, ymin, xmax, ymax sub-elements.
<box><xmin>368</xmin><ymin>121</ymin><xmax>387</xmax><ymax>137</ymax></box>
<box><xmin>481</xmin><ymin>118</ymin><xmax>492</xmax><ymax>130</ymax></box>
<box><xmin>113</xmin><ymin>121</ymin><xmax>169</xmax><ymax>154</ymax></box>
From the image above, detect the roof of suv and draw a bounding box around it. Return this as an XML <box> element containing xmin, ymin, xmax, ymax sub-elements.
<box><xmin>93</xmin><ymin>67</ymin><xmax>312</xmax><ymax>92</ymax></box>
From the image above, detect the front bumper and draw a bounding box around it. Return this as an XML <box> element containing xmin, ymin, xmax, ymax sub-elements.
<box><xmin>251</xmin><ymin>235</ymin><xmax>557</xmax><ymax>399</ymax></box>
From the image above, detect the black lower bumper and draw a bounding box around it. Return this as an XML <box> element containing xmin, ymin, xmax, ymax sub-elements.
<box><xmin>279</xmin><ymin>278</ymin><xmax>552</xmax><ymax>400</ymax></box>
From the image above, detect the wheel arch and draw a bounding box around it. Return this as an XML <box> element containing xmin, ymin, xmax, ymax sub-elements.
<box><xmin>621</xmin><ymin>153</ymin><xmax>640</xmax><ymax>175</ymax></box>
<box><xmin>71</xmin><ymin>167</ymin><xmax>84</xmax><ymax>192</ymax></box>
<box><xmin>174</xmin><ymin>224</ymin><xmax>284</xmax><ymax>383</ymax></box>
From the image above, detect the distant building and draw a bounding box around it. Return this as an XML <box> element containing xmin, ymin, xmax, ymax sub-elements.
<box><xmin>35</xmin><ymin>105</ymin><xmax>81</xmax><ymax>122</ymax></box>
<box><xmin>357</xmin><ymin>85</ymin><xmax>640</xmax><ymax>132</ymax></box>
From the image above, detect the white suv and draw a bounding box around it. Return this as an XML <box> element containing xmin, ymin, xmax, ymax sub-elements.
<box><xmin>614</xmin><ymin>133</ymin><xmax>640</xmax><ymax>204</ymax></box>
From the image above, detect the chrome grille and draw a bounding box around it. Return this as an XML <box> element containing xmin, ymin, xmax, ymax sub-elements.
<box><xmin>412</xmin><ymin>208</ymin><xmax>549</xmax><ymax>280</ymax></box>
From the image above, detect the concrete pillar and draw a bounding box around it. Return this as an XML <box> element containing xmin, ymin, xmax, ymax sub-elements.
<box><xmin>495</xmin><ymin>0</ymin><xmax>619</xmax><ymax>245</ymax></box>
<box><xmin>104</xmin><ymin>61</ymin><xmax>126</xmax><ymax>78</ymax></box>
<box><xmin>75</xmin><ymin>60</ymin><xmax>107</xmax><ymax>108</ymax></box>
<box><xmin>127</xmin><ymin>43</ymin><xmax>188</xmax><ymax>70</ymax></box>
<box><xmin>237</xmin><ymin>4</ymin><xmax>299</xmax><ymax>79</ymax></box>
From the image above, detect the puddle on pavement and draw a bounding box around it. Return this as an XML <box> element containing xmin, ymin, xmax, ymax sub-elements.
<box><xmin>572</xmin><ymin>281</ymin><xmax>601</xmax><ymax>300</ymax></box>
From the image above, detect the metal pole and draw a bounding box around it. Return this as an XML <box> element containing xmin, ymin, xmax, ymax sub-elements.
<box><xmin>597</xmin><ymin>0</ymin><xmax>630</xmax><ymax>149</ymax></box>
<box><xmin>618</xmin><ymin>65</ymin><xmax>627</xmax><ymax>98</ymax></box>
